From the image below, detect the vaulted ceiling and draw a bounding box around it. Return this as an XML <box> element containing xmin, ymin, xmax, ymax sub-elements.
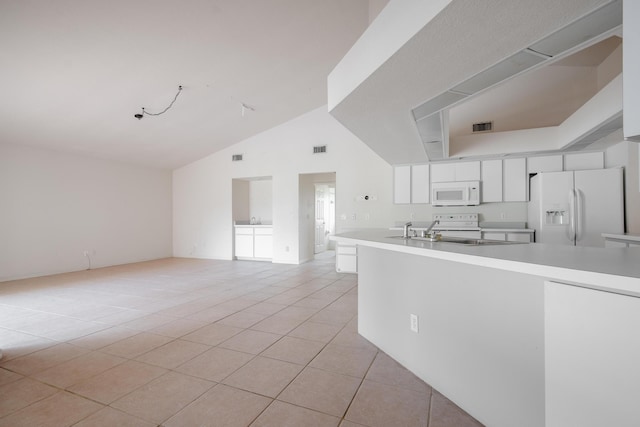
<box><xmin>0</xmin><ymin>0</ymin><xmax>371</xmax><ymax>169</ymax></box>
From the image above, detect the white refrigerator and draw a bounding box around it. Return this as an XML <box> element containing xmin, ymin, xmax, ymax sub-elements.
<box><xmin>528</xmin><ymin>168</ymin><xmax>624</xmax><ymax>247</ymax></box>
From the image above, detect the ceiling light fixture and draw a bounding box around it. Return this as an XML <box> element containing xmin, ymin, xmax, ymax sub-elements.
<box><xmin>134</xmin><ymin>85</ymin><xmax>183</xmax><ymax>120</ymax></box>
<box><xmin>240</xmin><ymin>103</ymin><xmax>255</xmax><ymax>117</ymax></box>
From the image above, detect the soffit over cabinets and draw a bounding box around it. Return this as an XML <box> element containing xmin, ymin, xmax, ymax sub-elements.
<box><xmin>329</xmin><ymin>0</ymin><xmax>622</xmax><ymax>166</ymax></box>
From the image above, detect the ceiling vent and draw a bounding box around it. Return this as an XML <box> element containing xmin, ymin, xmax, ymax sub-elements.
<box><xmin>472</xmin><ymin>122</ymin><xmax>493</xmax><ymax>133</ymax></box>
<box><xmin>232</xmin><ymin>154</ymin><xmax>243</xmax><ymax>161</ymax></box>
<box><xmin>313</xmin><ymin>145</ymin><xmax>327</xmax><ymax>154</ymax></box>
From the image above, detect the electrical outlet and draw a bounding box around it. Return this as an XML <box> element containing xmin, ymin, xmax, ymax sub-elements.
<box><xmin>364</xmin><ymin>213</ymin><xmax>370</xmax><ymax>220</ymax></box>
<box><xmin>500</xmin><ymin>212</ymin><xmax>506</xmax><ymax>220</ymax></box>
<box><xmin>83</xmin><ymin>250</ymin><xmax>89</xmax><ymax>257</ymax></box>
<box><xmin>410</xmin><ymin>314</ymin><xmax>419</xmax><ymax>333</ymax></box>
<box><xmin>410</xmin><ymin>212</ymin><xmax>415</xmax><ymax>220</ymax></box>
<box><xmin>351</xmin><ymin>213</ymin><xmax>356</xmax><ymax>220</ymax></box>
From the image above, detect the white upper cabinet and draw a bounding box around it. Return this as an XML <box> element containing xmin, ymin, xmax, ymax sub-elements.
<box><xmin>624</xmin><ymin>0</ymin><xmax>640</xmax><ymax>141</ymax></box>
<box><xmin>481</xmin><ymin>160</ymin><xmax>503</xmax><ymax>203</ymax></box>
<box><xmin>503</xmin><ymin>158</ymin><xmax>527</xmax><ymax>202</ymax></box>
<box><xmin>564</xmin><ymin>152</ymin><xmax>604</xmax><ymax>171</ymax></box>
<box><xmin>527</xmin><ymin>155</ymin><xmax>563</xmax><ymax>174</ymax></box>
<box><xmin>411</xmin><ymin>164</ymin><xmax>430</xmax><ymax>204</ymax></box>
<box><xmin>394</xmin><ymin>164</ymin><xmax>430</xmax><ymax>204</ymax></box>
<box><xmin>455</xmin><ymin>161</ymin><xmax>481</xmax><ymax>181</ymax></box>
<box><xmin>430</xmin><ymin>163</ymin><xmax>456</xmax><ymax>183</ymax></box>
<box><xmin>431</xmin><ymin>161</ymin><xmax>480</xmax><ymax>182</ymax></box>
<box><xmin>393</xmin><ymin>165</ymin><xmax>411</xmax><ymax>204</ymax></box>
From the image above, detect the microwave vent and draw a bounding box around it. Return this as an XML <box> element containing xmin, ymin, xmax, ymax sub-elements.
<box><xmin>472</xmin><ymin>122</ymin><xmax>493</xmax><ymax>132</ymax></box>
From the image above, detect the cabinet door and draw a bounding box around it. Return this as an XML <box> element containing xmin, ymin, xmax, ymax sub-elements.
<box><xmin>455</xmin><ymin>161</ymin><xmax>480</xmax><ymax>181</ymax></box>
<box><xmin>235</xmin><ymin>230</ymin><xmax>254</xmax><ymax>258</ymax></box>
<box><xmin>545</xmin><ymin>281</ymin><xmax>640</xmax><ymax>427</ymax></box>
<box><xmin>336</xmin><ymin>244</ymin><xmax>357</xmax><ymax>273</ymax></box>
<box><xmin>394</xmin><ymin>165</ymin><xmax>411</xmax><ymax>204</ymax></box>
<box><xmin>482</xmin><ymin>232</ymin><xmax>506</xmax><ymax>241</ymax></box>
<box><xmin>430</xmin><ymin>163</ymin><xmax>456</xmax><ymax>183</ymax></box>
<box><xmin>411</xmin><ymin>164</ymin><xmax>430</xmax><ymax>203</ymax></box>
<box><xmin>253</xmin><ymin>235</ymin><xmax>273</xmax><ymax>259</ymax></box>
<box><xmin>527</xmin><ymin>155</ymin><xmax>563</xmax><ymax>174</ymax></box>
<box><xmin>503</xmin><ymin>158</ymin><xmax>527</xmax><ymax>202</ymax></box>
<box><xmin>564</xmin><ymin>152</ymin><xmax>603</xmax><ymax>171</ymax></box>
<box><xmin>481</xmin><ymin>160</ymin><xmax>503</xmax><ymax>202</ymax></box>
<box><xmin>506</xmin><ymin>232</ymin><xmax>533</xmax><ymax>242</ymax></box>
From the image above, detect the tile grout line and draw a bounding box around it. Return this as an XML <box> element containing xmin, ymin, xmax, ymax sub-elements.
<box><xmin>0</xmin><ymin>260</ymin><xmax>362</xmax><ymax>425</ymax></box>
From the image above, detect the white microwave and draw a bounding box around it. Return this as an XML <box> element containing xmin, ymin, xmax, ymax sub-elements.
<box><xmin>432</xmin><ymin>181</ymin><xmax>480</xmax><ymax>206</ymax></box>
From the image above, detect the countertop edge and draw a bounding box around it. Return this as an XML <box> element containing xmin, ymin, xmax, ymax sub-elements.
<box><xmin>332</xmin><ymin>231</ymin><xmax>640</xmax><ymax>297</ymax></box>
<box><xmin>602</xmin><ymin>233</ymin><xmax>640</xmax><ymax>242</ymax></box>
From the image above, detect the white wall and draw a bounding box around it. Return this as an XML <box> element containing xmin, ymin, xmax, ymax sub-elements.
<box><xmin>173</xmin><ymin>106</ymin><xmax>398</xmax><ymax>264</ymax></box>
<box><xmin>173</xmin><ymin>106</ymin><xmax>535</xmax><ymax>265</ymax></box>
<box><xmin>0</xmin><ymin>143</ymin><xmax>172</xmax><ymax>282</ymax></box>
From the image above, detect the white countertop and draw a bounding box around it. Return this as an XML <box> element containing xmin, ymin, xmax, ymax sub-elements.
<box><xmin>234</xmin><ymin>222</ymin><xmax>272</xmax><ymax>228</ymax></box>
<box><xmin>332</xmin><ymin>229</ymin><xmax>640</xmax><ymax>297</ymax></box>
<box><xmin>389</xmin><ymin>226</ymin><xmax>534</xmax><ymax>233</ymax></box>
<box><xmin>602</xmin><ymin>233</ymin><xmax>640</xmax><ymax>243</ymax></box>
<box><xmin>482</xmin><ymin>228</ymin><xmax>535</xmax><ymax>233</ymax></box>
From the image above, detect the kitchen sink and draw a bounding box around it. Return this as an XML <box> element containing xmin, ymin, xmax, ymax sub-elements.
<box><xmin>438</xmin><ymin>237</ymin><xmax>527</xmax><ymax>246</ymax></box>
<box><xmin>386</xmin><ymin>235</ymin><xmax>527</xmax><ymax>245</ymax></box>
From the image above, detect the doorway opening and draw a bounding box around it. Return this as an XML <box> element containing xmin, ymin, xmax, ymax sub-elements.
<box><xmin>298</xmin><ymin>172</ymin><xmax>336</xmax><ymax>263</ymax></box>
<box><xmin>314</xmin><ymin>183</ymin><xmax>336</xmax><ymax>255</ymax></box>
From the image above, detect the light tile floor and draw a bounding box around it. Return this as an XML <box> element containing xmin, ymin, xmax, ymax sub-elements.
<box><xmin>0</xmin><ymin>257</ymin><xmax>483</xmax><ymax>427</ymax></box>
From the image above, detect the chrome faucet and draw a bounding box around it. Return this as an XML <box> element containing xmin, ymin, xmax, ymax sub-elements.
<box><xmin>403</xmin><ymin>222</ymin><xmax>412</xmax><ymax>238</ymax></box>
<box><xmin>422</xmin><ymin>220</ymin><xmax>440</xmax><ymax>238</ymax></box>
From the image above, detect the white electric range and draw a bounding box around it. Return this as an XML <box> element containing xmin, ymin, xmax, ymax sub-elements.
<box><xmin>432</xmin><ymin>213</ymin><xmax>482</xmax><ymax>239</ymax></box>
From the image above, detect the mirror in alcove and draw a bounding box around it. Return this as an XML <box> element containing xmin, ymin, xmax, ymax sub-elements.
<box><xmin>232</xmin><ymin>177</ymin><xmax>273</xmax><ymax>226</ymax></box>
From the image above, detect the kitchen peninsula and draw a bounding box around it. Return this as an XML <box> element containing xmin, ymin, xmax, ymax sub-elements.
<box><xmin>332</xmin><ymin>230</ymin><xmax>640</xmax><ymax>427</ymax></box>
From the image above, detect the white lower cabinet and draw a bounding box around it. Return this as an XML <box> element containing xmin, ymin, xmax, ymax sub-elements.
<box><xmin>481</xmin><ymin>231</ymin><xmax>534</xmax><ymax>242</ymax></box>
<box><xmin>253</xmin><ymin>228</ymin><xmax>273</xmax><ymax>259</ymax></box>
<box><xmin>545</xmin><ymin>281</ymin><xmax>640</xmax><ymax>427</ymax></box>
<box><xmin>235</xmin><ymin>226</ymin><xmax>272</xmax><ymax>261</ymax></box>
<box><xmin>336</xmin><ymin>244</ymin><xmax>357</xmax><ymax>273</ymax></box>
<box><xmin>234</xmin><ymin>228</ymin><xmax>254</xmax><ymax>258</ymax></box>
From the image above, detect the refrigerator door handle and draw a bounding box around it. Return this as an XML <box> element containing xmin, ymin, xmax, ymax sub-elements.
<box><xmin>575</xmin><ymin>189</ymin><xmax>584</xmax><ymax>242</ymax></box>
<box><xmin>568</xmin><ymin>189</ymin><xmax>577</xmax><ymax>243</ymax></box>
